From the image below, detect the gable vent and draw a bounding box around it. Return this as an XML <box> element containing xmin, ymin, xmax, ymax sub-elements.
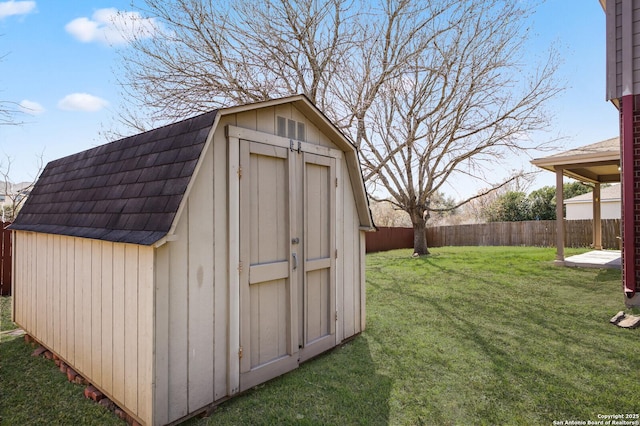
<box><xmin>277</xmin><ymin>116</ymin><xmax>305</xmax><ymax>141</ymax></box>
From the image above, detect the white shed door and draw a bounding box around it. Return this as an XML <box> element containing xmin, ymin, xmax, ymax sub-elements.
<box><xmin>238</xmin><ymin>139</ymin><xmax>335</xmax><ymax>391</ymax></box>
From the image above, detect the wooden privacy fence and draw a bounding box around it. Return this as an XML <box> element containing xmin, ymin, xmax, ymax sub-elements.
<box><xmin>365</xmin><ymin>226</ymin><xmax>414</xmax><ymax>253</ymax></box>
<box><xmin>367</xmin><ymin>219</ymin><xmax>621</xmax><ymax>253</ymax></box>
<box><xmin>0</xmin><ymin>222</ymin><xmax>11</xmax><ymax>295</ymax></box>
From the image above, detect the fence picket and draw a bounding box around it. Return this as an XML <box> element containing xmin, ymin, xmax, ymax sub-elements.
<box><xmin>366</xmin><ymin>219</ymin><xmax>621</xmax><ymax>253</ymax></box>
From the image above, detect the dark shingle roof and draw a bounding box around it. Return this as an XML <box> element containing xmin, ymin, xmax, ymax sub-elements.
<box><xmin>10</xmin><ymin>110</ymin><xmax>218</xmax><ymax>245</ymax></box>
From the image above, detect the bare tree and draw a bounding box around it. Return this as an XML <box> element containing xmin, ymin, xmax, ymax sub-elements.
<box><xmin>360</xmin><ymin>1</ymin><xmax>560</xmax><ymax>254</ymax></box>
<box><xmin>116</xmin><ymin>0</ymin><xmax>456</xmax><ymax>129</ymax></box>
<box><xmin>369</xmin><ymin>201</ymin><xmax>411</xmax><ymax>227</ymax></box>
<box><xmin>116</xmin><ymin>0</ymin><xmax>561</xmax><ymax>254</ymax></box>
<box><xmin>0</xmin><ymin>50</ymin><xmax>23</xmax><ymax>126</ymax></box>
<box><xmin>0</xmin><ymin>47</ymin><xmax>35</xmax><ymax>221</ymax></box>
<box><xmin>0</xmin><ymin>153</ymin><xmax>44</xmax><ymax>222</ymax></box>
<box><xmin>117</xmin><ymin>0</ymin><xmax>357</xmax><ymax>129</ymax></box>
<box><xmin>0</xmin><ymin>100</ymin><xmax>22</xmax><ymax>127</ymax></box>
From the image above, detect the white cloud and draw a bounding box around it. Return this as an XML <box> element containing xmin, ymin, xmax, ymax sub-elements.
<box><xmin>19</xmin><ymin>99</ymin><xmax>45</xmax><ymax>115</ymax></box>
<box><xmin>0</xmin><ymin>1</ymin><xmax>35</xmax><ymax>19</ymax></box>
<box><xmin>57</xmin><ymin>93</ymin><xmax>108</xmax><ymax>112</ymax></box>
<box><xmin>65</xmin><ymin>8</ymin><xmax>159</xmax><ymax>46</ymax></box>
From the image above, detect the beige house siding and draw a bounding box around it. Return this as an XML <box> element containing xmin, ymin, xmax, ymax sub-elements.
<box><xmin>566</xmin><ymin>200</ymin><xmax>621</xmax><ymax>220</ymax></box>
<box><xmin>12</xmin><ymin>231</ymin><xmax>154</xmax><ymax>425</ymax></box>
<box><xmin>564</xmin><ymin>184</ymin><xmax>622</xmax><ymax>220</ymax></box>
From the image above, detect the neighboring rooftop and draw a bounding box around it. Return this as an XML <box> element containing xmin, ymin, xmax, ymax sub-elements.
<box><xmin>564</xmin><ymin>183</ymin><xmax>621</xmax><ymax>204</ymax></box>
<box><xmin>0</xmin><ymin>181</ymin><xmax>32</xmax><ymax>195</ymax></box>
<box><xmin>9</xmin><ymin>110</ymin><xmax>218</xmax><ymax>245</ymax></box>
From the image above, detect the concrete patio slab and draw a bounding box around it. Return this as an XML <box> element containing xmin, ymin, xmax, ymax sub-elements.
<box><xmin>564</xmin><ymin>250</ymin><xmax>621</xmax><ymax>269</ymax></box>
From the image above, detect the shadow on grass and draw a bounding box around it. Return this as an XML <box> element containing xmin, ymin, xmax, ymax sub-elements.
<box><xmin>376</xmin><ymin>285</ymin><xmax>637</xmax><ymax>423</ymax></box>
<box><xmin>369</xmin><ymin>250</ymin><xmax>639</xmax><ymax>424</ymax></box>
<box><xmin>186</xmin><ymin>335</ymin><xmax>392</xmax><ymax>426</ymax></box>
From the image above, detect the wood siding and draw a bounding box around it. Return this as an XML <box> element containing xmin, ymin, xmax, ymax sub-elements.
<box><xmin>11</xmin><ymin>98</ymin><xmax>369</xmax><ymax>426</ymax></box>
<box><xmin>338</xmin><ymin>160</ymin><xmax>364</xmax><ymax>340</ymax></box>
<box><xmin>12</xmin><ymin>231</ymin><xmax>154</xmax><ymax>425</ymax></box>
<box><xmin>227</xmin><ymin>107</ymin><xmax>364</xmax><ymax>345</ymax></box>
<box><xmin>229</xmin><ymin>105</ymin><xmax>365</xmax><ymax>351</ymax></box>
<box><xmin>153</xmin><ymin>105</ymin><xmax>366</xmax><ymax>425</ymax></box>
<box><xmin>153</xmin><ymin>135</ymin><xmax>218</xmax><ymax>425</ymax></box>
<box><xmin>607</xmin><ymin>0</ymin><xmax>640</xmax><ymax>99</ymax></box>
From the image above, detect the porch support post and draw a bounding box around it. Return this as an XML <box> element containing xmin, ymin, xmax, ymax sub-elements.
<box><xmin>555</xmin><ymin>166</ymin><xmax>565</xmax><ymax>264</ymax></box>
<box><xmin>592</xmin><ymin>183</ymin><xmax>602</xmax><ymax>250</ymax></box>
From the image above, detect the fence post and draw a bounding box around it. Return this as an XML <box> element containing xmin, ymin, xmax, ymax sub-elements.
<box><xmin>0</xmin><ymin>222</ymin><xmax>11</xmax><ymax>296</ymax></box>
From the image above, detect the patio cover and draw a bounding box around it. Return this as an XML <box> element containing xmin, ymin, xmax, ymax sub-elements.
<box><xmin>531</xmin><ymin>137</ymin><xmax>620</xmax><ymax>262</ymax></box>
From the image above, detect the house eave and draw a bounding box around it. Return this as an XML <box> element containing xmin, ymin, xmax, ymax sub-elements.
<box><xmin>530</xmin><ymin>153</ymin><xmax>620</xmax><ymax>169</ymax></box>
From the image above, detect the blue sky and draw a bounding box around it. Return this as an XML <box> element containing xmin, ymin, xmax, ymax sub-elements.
<box><xmin>0</xmin><ymin>0</ymin><xmax>619</xmax><ymax>199</ymax></box>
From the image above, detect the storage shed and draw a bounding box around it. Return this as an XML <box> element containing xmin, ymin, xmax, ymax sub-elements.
<box><xmin>10</xmin><ymin>95</ymin><xmax>373</xmax><ymax>426</ymax></box>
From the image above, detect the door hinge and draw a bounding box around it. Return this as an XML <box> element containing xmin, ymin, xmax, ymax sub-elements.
<box><xmin>238</xmin><ymin>346</ymin><xmax>243</xmax><ymax>359</ymax></box>
<box><xmin>335</xmin><ymin>311</ymin><xmax>338</xmax><ymax>321</ymax></box>
<box><xmin>238</xmin><ymin>261</ymin><xmax>243</xmax><ymax>273</ymax></box>
<box><xmin>237</xmin><ymin>166</ymin><xmax>242</xmax><ymax>179</ymax></box>
<box><xmin>335</xmin><ymin>249</ymin><xmax>338</xmax><ymax>259</ymax></box>
<box><xmin>335</xmin><ymin>177</ymin><xmax>338</xmax><ymax>188</ymax></box>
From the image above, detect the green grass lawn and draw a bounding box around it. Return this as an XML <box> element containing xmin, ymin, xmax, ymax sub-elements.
<box><xmin>1</xmin><ymin>296</ymin><xmax>122</xmax><ymax>425</ymax></box>
<box><xmin>0</xmin><ymin>295</ymin><xmax>16</xmax><ymax>333</ymax></box>
<box><xmin>1</xmin><ymin>247</ymin><xmax>638</xmax><ymax>425</ymax></box>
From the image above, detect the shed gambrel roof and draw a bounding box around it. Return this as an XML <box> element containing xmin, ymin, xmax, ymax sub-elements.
<box><xmin>11</xmin><ymin>95</ymin><xmax>374</xmax><ymax>245</ymax></box>
<box><xmin>10</xmin><ymin>110</ymin><xmax>218</xmax><ymax>245</ymax></box>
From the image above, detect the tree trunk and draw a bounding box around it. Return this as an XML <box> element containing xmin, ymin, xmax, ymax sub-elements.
<box><xmin>412</xmin><ymin>216</ymin><xmax>430</xmax><ymax>256</ymax></box>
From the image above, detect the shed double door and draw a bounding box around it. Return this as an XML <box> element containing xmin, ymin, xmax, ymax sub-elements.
<box><xmin>239</xmin><ymin>138</ymin><xmax>336</xmax><ymax>391</ymax></box>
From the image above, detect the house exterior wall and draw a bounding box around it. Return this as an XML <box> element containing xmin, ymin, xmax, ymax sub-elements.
<box><xmin>565</xmin><ymin>200</ymin><xmax>621</xmax><ymax>220</ymax></box>
<box><xmin>606</xmin><ymin>0</ymin><xmax>640</xmax><ymax>303</ymax></box>
<box><xmin>11</xmin><ymin>231</ymin><xmax>154</xmax><ymax>425</ymax></box>
<box><xmin>619</xmin><ymin>94</ymin><xmax>640</xmax><ymax>303</ymax></box>
<box><xmin>153</xmin><ymin>104</ymin><xmax>367</xmax><ymax>425</ymax></box>
<box><xmin>607</xmin><ymin>0</ymin><xmax>640</xmax><ymax>100</ymax></box>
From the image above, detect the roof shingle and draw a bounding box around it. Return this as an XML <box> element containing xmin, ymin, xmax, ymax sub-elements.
<box><xmin>10</xmin><ymin>110</ymin><xmax>218</xmax><ymax>245</ymax></box>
